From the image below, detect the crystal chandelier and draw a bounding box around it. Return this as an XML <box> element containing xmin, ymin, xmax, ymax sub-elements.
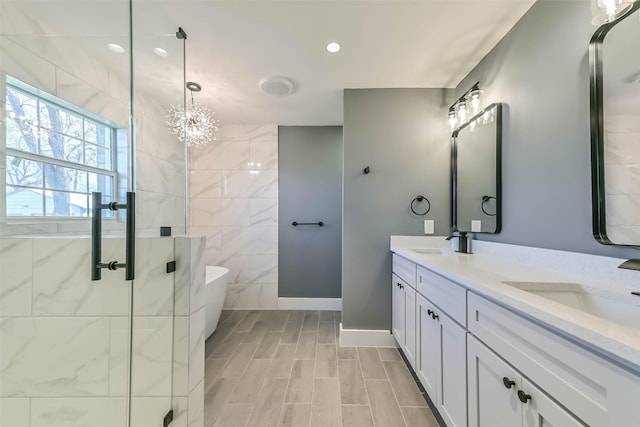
<box><xmin>167</xmin><ymin>81</ymin><xmax>218</xmax><ymax>147</ymax></box>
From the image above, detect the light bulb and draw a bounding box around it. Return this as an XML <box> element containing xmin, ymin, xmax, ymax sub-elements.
<box><xmin>591</xmin><ymin>0</ymin><xmax>633</xmax><ymax>25</ymax></box>
<box><xmin>448</xmin><ymin>110</ymin><xmax>457</xmax><ymax>131</ymax></box>
<box><xmin>456</xmin><ymin>100</ymin><xmax>468</xmax><ymax>125</ymax></box>
<box><xmin>469</xmin><ymin>88</ymin><xmax>483</xmax><ymax>115</ymax></box>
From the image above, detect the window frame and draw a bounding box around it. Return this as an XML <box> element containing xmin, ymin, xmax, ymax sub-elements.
<box><xmin>5</xmin><ymin>76</ymin><xmax>120</xmax><ymax>220</ymax></box>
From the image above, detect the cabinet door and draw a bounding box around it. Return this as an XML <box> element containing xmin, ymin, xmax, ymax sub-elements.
<box><xmin>468</xmin><ymin>335</ymin><xmax>521</xmax><ymax>427</ymax></box>
<box><xmin>416</xmin><ymin>294</ymin><xmax>439</xmax><ymax>402</ymax></box>
<box><xmin>403</xmin><ymin>285</ymin><xmax>417</xmax><ymax>370</ymax></box>
<box><xmin>438</xmin><ymin>313</ymin><xmax>467</xmax><ymax>427</ymax></box>
<box><xmin>392</xmin><ymin>275</ymin><xmax>405</xmax><ymax>346</ymax></box>
<box><xmin>521</xmin><ymin>378</ymin><xmax>584</xmax><ymax>427</ymax></box>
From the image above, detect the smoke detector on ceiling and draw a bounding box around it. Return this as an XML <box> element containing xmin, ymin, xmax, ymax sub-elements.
<box><xmin>259</xmin><ymin>76</ymin><xmax>295</xmax><ymax>97</ymax></box>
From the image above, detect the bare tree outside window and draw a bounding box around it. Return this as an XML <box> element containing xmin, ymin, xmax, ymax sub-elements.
<box><xmin>5</xmin><ymin>80</ymin><xmax>117</xmax><ymax>217</ymax></box>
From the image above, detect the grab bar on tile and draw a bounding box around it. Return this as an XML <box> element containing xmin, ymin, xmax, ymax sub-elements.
<box><xmin>291</xmin><ymin>221</ymin><xmax>324</xmax><ymax>227</ymax></box>
<box><xmin>91</xmin><ymin>191</ymin><xmax>135</xmax><ymax>281</ymax></box>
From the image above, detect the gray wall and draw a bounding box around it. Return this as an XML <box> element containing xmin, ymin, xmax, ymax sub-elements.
<box><xmin>279</xmin><ymin>126</ymin><xmax>343</xmax><ymax>298</ymax></box>
<box><xmin>456</xmin><ymin>0</ymin><xmax>639</xmax><ymax>259</ymax></box>
<box><xmin>342</xmin><ymin>89</ymin><xmax>452</xmax><ymax>330</ymax></box>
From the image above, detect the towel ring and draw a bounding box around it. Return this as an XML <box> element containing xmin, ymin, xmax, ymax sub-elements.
<box><xmin>411</xmin><ymin>196</ymin><xmax>431</xmax><ymax>216</ymax></box>
<box><xmin>481</xmin><ymin>195</ymin><xmax>496</xmax><ymax>216</ymax></box>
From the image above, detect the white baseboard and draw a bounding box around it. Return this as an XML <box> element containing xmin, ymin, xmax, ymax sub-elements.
<box><xmin>277</xmin><ymin>297</ymin><xmax>342</xmax><ymax>311</ymax></box>
<box><xmin>339</xmin><ymin>323</ymin><xmax>397</xmax><ymax>347</ymax></box>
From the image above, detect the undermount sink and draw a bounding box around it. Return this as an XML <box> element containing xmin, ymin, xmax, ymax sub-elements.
<box><xmin>409</xmin><ymin>248</ymin><xmax>460</xmax><ymax>256</ymax></box>
<box><xmin>501</xmin><ymin>281</ymin><xmax>640</xmax><ymax>329</ymax></box>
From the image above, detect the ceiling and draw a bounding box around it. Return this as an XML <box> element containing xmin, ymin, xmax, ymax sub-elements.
<box><xmin>4</xmin><ymin>1</ymin><xmax>537</xmax><ymax>125</ymax></box>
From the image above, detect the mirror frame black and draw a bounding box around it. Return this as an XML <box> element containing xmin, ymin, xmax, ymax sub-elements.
<box><xmin>451</xmin><ymin>102</ymin><xmax>502</xmax><ymax>234</ymax></box>
<box><xmin>589</xmin><ymin>2</ymin><xmax>640</xmax><ymax>247</ymax></box>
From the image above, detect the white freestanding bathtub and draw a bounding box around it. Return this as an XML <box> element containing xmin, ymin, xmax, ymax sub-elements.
<box><xmin>205</xmin><ymin>266</ymin><xmax>229</xmax><ymax>339</ymax></box>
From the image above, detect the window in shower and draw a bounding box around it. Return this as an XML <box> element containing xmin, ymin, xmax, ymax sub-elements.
<box><xmin>5</xmin><ymin>76</ymin><xmax>120</xmax><ymax>217</ymax></box>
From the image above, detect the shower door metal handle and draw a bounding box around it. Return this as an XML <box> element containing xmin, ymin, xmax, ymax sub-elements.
<box><xmin>91</xmin><ymin>191</ymin><xmax>135</xmax><ymax>281</ymax></box>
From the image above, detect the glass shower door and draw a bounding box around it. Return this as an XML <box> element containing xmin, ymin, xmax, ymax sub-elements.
<box><xmin>0</xmin><ymin>1</ymin><xmax>136</xmax><ymax>427</ymax></box>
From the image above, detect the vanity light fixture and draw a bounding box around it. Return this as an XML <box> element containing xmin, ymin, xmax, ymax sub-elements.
<box><xmin>448</xmin><ymin>82</ymin><xmax>482</xmax><ymax>132</ymax></box>
<box><xmin>167</xmin><ymin>81</ymin><xmax>219</xmax><ymax>147</ymax></box>
<box><xmin>107</xmin><ymin>43</ymin><xmax>125</xmax><ymax>54</ymax></box>
<box><xmin>591</xmin><ymin>0</ymin><xmax>634</xmax><ymax>25</ymax></box>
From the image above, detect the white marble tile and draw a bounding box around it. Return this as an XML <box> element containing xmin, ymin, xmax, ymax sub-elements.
<box><xmin>221</xmin><ymin>199</ymin><xmax>251</xmax><ymax>226</ymax></box>
<box><xmin>56</xmin><ymin>68</ymin><xmax>128</xmax><ymax>127</ymax></box>
<box><xmin>137</xmin><ymin>191</ymin><xmax>185</xmax><ymax>235</ymax></box>
<box><xmin>32</xmin><ymin>238</ymin><xmax>129</xmax><ymax>316</ymax></box>
<box><xmin>133</xmin><ymin>238</ymin><xmax>174</xmax><ymax>316</ymax></box>
<box><xmin>187</xmin><ymin>380</ymin><xmax>204</xmax><ymax>427</ymax></box>
<box><xmin>30</xmin><ymin>397</ymin><xmax>127</xmax><ymax>427</ymax></box>
<box><xmin>188</xmin><ymin>227</ymin><xmax>222</xmax><ymax>261</ymax></box>
<box><xmin>108</xmin><ymin>70</ymin><xmax>129</xmax><ymax>104</ymax></box>
<box><xmin>249</xmin><ymin>198</ymin><xmax>278</xmax><ymax>226</ymax></box>
<box><xmin>221</xmin><ymin>227</ymin><xmax>278</xmax><ymax>255</ymax></box>
<box><xmin>189</xmin><ymin>170</ymin><xmax>222</xmax><ymax>199</ymax></box>
<box><xmin>605</xmin><ymin>164</ymin><xmax>640</xmax><ymax>195</ymax></box>
<box><xmin>0</xmin><ymin>239</ymin><xmax>32</xmax><ymax>317</ymax></box>
<box><xmin>191</xmin><ymin>198</ymin><xmax>223</xmax><ymax>227</ymax></box>
<box><xmin>109</xmin><ymin>317</ymin><xmax>129</xmax><ymax>397</ymax></box>
<box><xmin>606</xmin><ymin>195</ymin><xmax>640</xmax><ymax>226</ymax></box>
<box><xmin>0</xmin><ymin>317</ymin><xmax>110</xmax><ymax>396</ymax></box>
<box><xmin>223</xmin><ymin>283</ymin><xmax>278</xmax><ymax>309</ymax></box>
<box><xmin>190</xmin><ymin>237</ymin><xmax>206</xmax><ymax>314</ymax></box>
<box><xmin>605</xmin><ymin>131</ymin><xmax>640</xmax><ymax>164</ymax></box>
<box><xmin>218</xmin><ymin>125</ymin><xmax>278</xmax><ymax>142</ymax></box>
<box><xmin>130</xmin><ymin>397</ymin><xmax>173</xmax><ymax>427</ymax></box>
<box><xmin>209</xmin><ymin>254</ymin><xmax>277</xmax><ymax>285</ymax></box>
<box><xmin>172</xmin><ymin>316</ymin><xmax>189</xmax><ymax>397</ymax></box>
<box><xmin>606</xmin><ymin>226</ymin><xmax>640</xmax><ymax>246</ymax></box>
<box><xmin>189</xmin><ymin>308</ymin><xmax>205</xmax><ymax>393</ymax></box>
<box><xmin>1</xmin><ymin>36</ymin><xmax>56</xmax><ymax>94</ymax></box>
<box><xmin>221</xmin><ymin>170</ymin><xmax>278</xmax><ymax>198</ymax></box>
<box><xmin>605</xmin><ymin>114</ymin><xmax>640</xmax><ymax>133</ymax></box>
<box><xmin>0</xmin><ymin>397</ymin><xmax>29</xmax><ymax>427</ymax></box>
<box><xmin>250</xmin><ymin>140</ymin><xmax>278</xmax><ymax>170</ymax></box>
<box><xmin>171</xmin><ymin>397</ymin><xmax>189</xmax><ymax>427</ymax></box>
<box><xmin>137</xmin><ymin>152</ymin><xmax>185</xmax><ymax>197</ymax></box>
<box><xmin>174</xmin><ymin>238</ymin><xmax>191</xmax><ymax>317</ymax></box>
<box><xmin>131</xmin><ymin>316</ymin><xmax>173</xmax><ymax>397</ymax></box>
<box><xmin>190</xmin><ymin>141</ymin><xmax>250</xmax><ymax>171</ymax></box>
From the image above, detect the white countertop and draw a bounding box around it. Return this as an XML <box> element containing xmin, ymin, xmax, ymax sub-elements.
<box><xmin>390</xmin><ymin>236</ymin><xmax>640</xmax><ymax>373</ymax></box>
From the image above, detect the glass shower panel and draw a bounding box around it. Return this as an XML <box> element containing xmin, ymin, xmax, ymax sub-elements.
<box><xmin>0</xmin><ymin>1</ymin><xmax>133</xmax><ymax>427</ymax></box>
<box><xmin>129</xmin><ymin>1</ymin><xmax>186</xmax><ymax>422</ymax></box>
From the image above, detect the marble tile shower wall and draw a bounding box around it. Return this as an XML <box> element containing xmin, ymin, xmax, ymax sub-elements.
<box><xmin>190</xmin><ymin>125</ymin><xmax>279</xmax><ymax>309</ymax></box>
<box><xmin>0</xmin><ymin>236</ymin><xmax>206</xmax><ymax>427</ymax></box>
<box><xmin>605</xmin><ymin>115</ymin><xmax>640</xmax><ymax>244</ymax></box>
<box><xmin>0</xmin><ymin>2</ymin><xmax>186</xmax><ymax>236</ymax></box>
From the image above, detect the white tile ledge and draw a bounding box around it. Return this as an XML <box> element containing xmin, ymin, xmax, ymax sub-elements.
<box><xmin>390</xmin><ymin>236</ymin><xmax>640</xmax><ymax>373</ymax></box>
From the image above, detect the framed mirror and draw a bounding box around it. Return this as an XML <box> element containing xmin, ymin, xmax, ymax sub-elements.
<box><xmin>451</xmin><ymin>103</ymin><xmax>502</xmax><ymax>234</ymax></box>
<box><xmin>590</xmin><ymin>2</ymin><xmax>640</xmax><ymax>247</ymax></box>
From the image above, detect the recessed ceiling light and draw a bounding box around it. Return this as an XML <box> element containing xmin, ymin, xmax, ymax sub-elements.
<box><xmin>107</xmin><ymin>43</ymin><xmax>125</xmax><ymax>54</ymax></box>
<box><xmin>326</xmin><ymin>42</ymin><xmax>341</xmax><ymax>53</ymax></box>
<box><xmin>153</xmin><ymin>47</ymin><xmax>169</xmax><ymax>57</ymax></box>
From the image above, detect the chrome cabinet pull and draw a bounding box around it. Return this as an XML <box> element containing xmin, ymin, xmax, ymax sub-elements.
<box><xmin>91</xmin><ymin>191</ymin><xmax>135</xmax><ymax>281</ymax></box>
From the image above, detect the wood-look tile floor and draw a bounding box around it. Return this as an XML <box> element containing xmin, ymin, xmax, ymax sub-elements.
<box><xmin>204</xmin><ymin>310</ymin><xmax>440</xmax><ymax>427</ymax></box>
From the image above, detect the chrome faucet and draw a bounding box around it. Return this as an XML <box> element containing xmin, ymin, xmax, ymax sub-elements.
<box><xmin>446</xmin><ymin>231</ymin><xmax>470</xmax><ymax>254</ymax></box>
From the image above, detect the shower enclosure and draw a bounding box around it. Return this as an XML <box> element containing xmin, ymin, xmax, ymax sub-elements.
<box><xmin>0</xmin><ymin>1</ymin><xmax>196</xmax><ymax>426</ymax></box>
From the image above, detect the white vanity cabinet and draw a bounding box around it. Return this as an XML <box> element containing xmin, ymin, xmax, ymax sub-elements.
<box><xmin>416</xmin><ymin>293</ymin><xmax>467</xmax><ymax>427</ymax></box>
<box><xmin>392</xmin><ymin>254</ymin><xmax>417</xmax><ymax>369</ymax></box>
<box><xmin>415</xmin><ymin>266</ymin><xmax>468</xmax><ymax>427</ymax></box>
<box><xmin>468</xmin><ymin>334</ymin><xmax>583</xmax><ymax>427</ymax></box>
<box><xmin>468</xmin><ymin>292</ymin><xmax>640</xmax><ymax>427</ymax></box>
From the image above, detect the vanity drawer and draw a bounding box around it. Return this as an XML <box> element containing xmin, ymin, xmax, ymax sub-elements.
<box><xmin>468</xmin><ymin>292</ymin><xmax>640</xmax><ymax>427</ymax></box>
<box><xmin>417</xmin><ymin>266</ymin><xmax>466</xmax><ymax>325</ymax></box>
<box><xmin>392</xmin><ymin>254</ymin><xmax>416</xmax><ymax>288</ymax></box>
